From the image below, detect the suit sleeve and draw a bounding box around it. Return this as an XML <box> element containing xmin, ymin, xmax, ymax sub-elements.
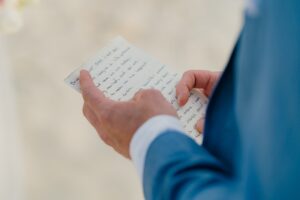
<box><xmin>143</xmin><ymin>131</ymin><xmax>239</xmax><ymax>200</ymax></box>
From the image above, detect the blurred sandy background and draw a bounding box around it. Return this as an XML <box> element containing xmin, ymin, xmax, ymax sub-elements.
<box><xmin>0</xmin><ymin>0</ymin><xmax>243</xmax><ymax>199</ymax></box>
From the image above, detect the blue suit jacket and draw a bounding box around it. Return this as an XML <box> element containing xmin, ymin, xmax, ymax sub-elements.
<box><xmin>143</xmin><ymin>1</ymin><xmax>300</xmax><ymax>199</ymax></box>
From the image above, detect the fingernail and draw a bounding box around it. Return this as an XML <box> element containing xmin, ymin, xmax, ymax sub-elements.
<box><xmin>196</xmin><ymin>121</ymin><xmax>204</xmax><ymax>132</ymax></box>
<box><xmin>178</xmin><ymin>94</ymin><xmax>184</xmax><ymax>105</ymax></box>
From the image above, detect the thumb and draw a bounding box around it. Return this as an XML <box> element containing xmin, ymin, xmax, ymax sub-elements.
<box><xmin>79</xmin><ymin>70</ymin><xmax>106</xmax><ymax>107</ymax></box>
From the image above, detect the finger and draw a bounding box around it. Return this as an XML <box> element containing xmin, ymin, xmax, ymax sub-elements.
<box><xmin>132</xmin><ymin>89</ymin><xmax>144</xmax><ymax>101</ymax></box>
<box><xmin>176</xmin><ymin>77</ymin><xmax>191</xmax><ymax>107</ymax></box>
<box><xmin>195</xmin><ymin>118</ymin><xmax>205</xmax><ymax>133</ymax></box>
<box><xmin>133</xmin><ymin>89</ymin><xmax>162</xmax><ymax>101</ymax></box>
<box><xmin>79</xmin><ymin>70</ymin><xmax>107</xmax><ymax>107</ymax></box>
<box><xmin>176</xmin><ymin>70</ymin><xmax>208</xmax><ymax>106</ymax></box>
<box><xmin>176</xmin><ymin>70</ymin><xmax>218</xmax><ymax>106</ymax></box>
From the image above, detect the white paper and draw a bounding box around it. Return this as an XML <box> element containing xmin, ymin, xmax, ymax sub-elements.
<box><xmin>65</xmin><ymin>36</ymin><xmax>208</xmax><ymax>143</ymax></box>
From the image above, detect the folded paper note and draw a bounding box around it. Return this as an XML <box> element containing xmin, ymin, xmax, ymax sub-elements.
<box><xmin>65</xmin><ymin>36</ymin><xmax>208</xmax><ymax>144</ymax></box>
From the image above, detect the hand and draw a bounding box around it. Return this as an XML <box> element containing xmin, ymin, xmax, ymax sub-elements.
<box><xmin>176</xmin><ymin>70</ymin><xmax>220</xmax><ymax>133</ymax></box>
<box><xmin>79</xmin><ymin>70</ymin><xmax>177</xmax><ymax>159</ymax></box>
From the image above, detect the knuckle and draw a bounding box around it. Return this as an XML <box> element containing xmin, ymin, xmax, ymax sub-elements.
<box><xmin>183</xmin><ymin>70</ymin><xmax>192</xmax><ymax>77</ymax></box>
<box><xmin>148</xmin><ymin>88</ymin><xmax>158</xmax><ymax>93</ymax></box>
<box><xmin>134</xmin><ymin>89</ymin><xmax>163</xmax><ymax>101</ymax></box>
<box><xmin>152</xmin><ymin>89</ymin><xmax>162</xmax><ymax>96</ymax></box>
<box><xmin>185</xmin><ymin>70</ymin><xmax>197</xmax><ymax>78</ymax></box>
<box><xmin>136</xmin><ymin>89</ymin><xmax>150</xmax><ymax>98</ymax></box>
<box><xmin>134</xmin><ymin>89</ymin><xmax>144</xmax><ymax>98</ymax></box>
<box><xmin>144</xmin><ymin>89</ymin><xmax>161</xmax><ymax>97</ymax></box>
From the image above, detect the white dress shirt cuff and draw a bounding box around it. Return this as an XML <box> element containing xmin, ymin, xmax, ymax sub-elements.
<box><xmin>129</xmin><ymin>115</ymin><xmax>184</xmax><ymax>179</ymax></box>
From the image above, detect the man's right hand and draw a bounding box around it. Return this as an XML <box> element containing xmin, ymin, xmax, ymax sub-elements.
<box><xmin>176</xmin><ymin>70</ymin><xmax>220</xmax><ymax>133</ymax></box>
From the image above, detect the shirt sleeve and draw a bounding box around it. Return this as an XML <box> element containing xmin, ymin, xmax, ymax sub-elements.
<box><xmin>129</xmin><ymin>115</ymin><xmax>185</xmax><ymax>179</ymax></box>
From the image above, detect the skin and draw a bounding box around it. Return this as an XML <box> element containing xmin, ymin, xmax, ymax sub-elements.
<box><xmin>175</xmin><ymin>70</ymin><xmax>220</xmax><ymax>132</ymax></box>
<box><xmin>80</xmin><ymin>69</ymin><xmax>220</xmax><ymax>158</ymax></box>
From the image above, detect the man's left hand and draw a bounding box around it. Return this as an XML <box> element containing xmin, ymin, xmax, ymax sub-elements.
<box><xmin>79</xmin><ymin>70</ymin><xmax>177</xmax><ymax>159</ymax></box>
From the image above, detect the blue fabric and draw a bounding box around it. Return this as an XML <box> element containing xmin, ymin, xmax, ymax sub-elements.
<box><xmin>143</xmin><ymin>1</ymin><xmax>300</xmax><ymax>199</ymax></box>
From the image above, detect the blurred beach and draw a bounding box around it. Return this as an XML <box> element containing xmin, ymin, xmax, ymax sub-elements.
<box><xmin>1</xmin><ymin>0</ymin><xmax>243</xmax><ymax>199</ymax></box>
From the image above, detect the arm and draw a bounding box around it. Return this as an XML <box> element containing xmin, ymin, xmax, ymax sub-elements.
<box><xmin>143</xmin><ymin>131</ymin><xmax>238</xmax><ymax>200</ymax></box>
<box><xmin>80</xmin><ymin>70</ymin><xmax>238</xmax><ymax>200</ymax></box>
<box><xmin>138</xmin><ymin>71</ymin><xmax>238</xmax><ymax>200</ymax></box>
